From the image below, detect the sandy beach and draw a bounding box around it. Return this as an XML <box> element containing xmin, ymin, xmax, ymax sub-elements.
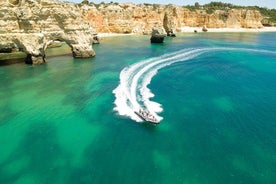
<box><xmin>97</xmin><ymin>27</ymin><xmax>276</xmax><ymax>38</ymax></box>
<box><xmin>181</xmin><ymin>26</ymin><xmax>276</xmax><ymax>33</ymax></box>
<box><xmin>2</xmin><ymin>27</ymin><xmax>275</xmax><ymax>61</ymax></box>
<box><xmin>97</xmin><ymin>33</ymin><xmax>134</xmax><ymax>38</ymax></box>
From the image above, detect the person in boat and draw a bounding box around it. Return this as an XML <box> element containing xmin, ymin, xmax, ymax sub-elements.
<box><xmin>137</xmin><ymin>108</ymin><xmax>158</xmax><ymax>122</ymax></box>
<box><xmin>141</xmin><ymin>109</ymin><xmax>146</xmax><ymax>117</ymax></box>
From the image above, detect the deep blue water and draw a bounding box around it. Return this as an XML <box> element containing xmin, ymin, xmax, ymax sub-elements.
<box><xmin>0</xmin><ymin>32</ymin><xmax>275</xmax><ymax>184</ymax></box>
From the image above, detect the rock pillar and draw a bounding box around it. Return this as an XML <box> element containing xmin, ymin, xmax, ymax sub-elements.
<box><xmin>25</xmin><ymin>54</ymin><xmax>45</xmax><ymax>65</ymax></box>
<box><xmin>71</xmin><ymin>44</ymin><xmax>95</xmax><ymax>58</ymax></box>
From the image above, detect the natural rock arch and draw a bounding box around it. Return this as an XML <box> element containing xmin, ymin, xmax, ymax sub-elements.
<box><xmin>0</xmin><ymin>0</ymin><xmax>96</xmax><ymax>64</ymax></box>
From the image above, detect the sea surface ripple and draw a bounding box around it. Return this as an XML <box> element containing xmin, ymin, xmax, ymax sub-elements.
<box><xmin>113</xmin><ymin>47</ymin><xmax>276</xmax><ymax>122</ymax></box>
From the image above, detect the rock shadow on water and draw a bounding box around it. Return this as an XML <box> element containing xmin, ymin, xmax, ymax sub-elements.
<box><xmin>0</xmin><ymin>122</ymin><xmax>71</xmax><ymax>184</ymax></box>
<box><xmin>0</xmin><ymin>58</ymin><xmax>26</xmax><ymax>66</ymax></box>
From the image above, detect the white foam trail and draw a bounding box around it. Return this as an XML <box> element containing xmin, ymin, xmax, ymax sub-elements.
<box><xmin>113</xmin><ymin>47</ymin><xmax>276</xmax><ymax>122</ymax></box>
<box><xmin>113</xmin><ymin>48</ymin><xmax>207</xmax><ymax>121</ymax></box>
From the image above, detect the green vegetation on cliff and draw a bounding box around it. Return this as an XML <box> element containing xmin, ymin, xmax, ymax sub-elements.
<box><xmin>258</xmin><ymin>8</ymin><xmax>276</xmax><ymax>25</ymax></box>
<box><xmin>184</xmin><ymin>1</ymin><xmax>276</xmax><ymax>25</ymax></box>
<box><xmin>79</xmin><ymin>0</ymin><xmax>276</xmax><ymax>26</ymax></box>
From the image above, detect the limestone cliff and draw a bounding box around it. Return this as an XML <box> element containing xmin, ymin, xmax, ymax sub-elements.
<box><xmin>0</xmin><ymin>1</ymin><xmax>265</xmax><ymax>64</ymax></box>
<box><xmin>83</xmin><ymin>3</ymin><xmax>264</xmax><ymax>34</ymax></box>
<box><xmin>0</xmin><ymin>0</ymin><xmax>96</xmax><ymax>64</ymax></box>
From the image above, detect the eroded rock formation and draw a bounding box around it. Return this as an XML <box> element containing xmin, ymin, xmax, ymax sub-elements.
<box><xmin>0</xmin><ymin>0</ymin><xmax>96</xmax><ymax>64</ymax></box>
<box><xmin>150</xmin><ymin>27</ymin><xmax>166</xmax><ymax>43</ymax></box>
<box><xmin>0</xmin><ymin>1</ymin><xmax>265</xmax><ymax>64</ymax></box>
<box><xmin>83</xmin><ymin>3</ymin><xmax>264</xmax><ymax>34</ymax></box>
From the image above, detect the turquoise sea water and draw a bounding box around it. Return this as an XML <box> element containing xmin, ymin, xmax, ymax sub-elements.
<box><xmin>0</xmin><ymin>33</ymin><xmax>276</xmax><ymax>184</ymax></box>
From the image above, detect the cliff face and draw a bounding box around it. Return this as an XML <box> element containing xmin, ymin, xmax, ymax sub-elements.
<box><xmin>83</xmin><ymin>3</ymin><xmax>264</xmax><ymax>34</ymax></box>
<box><xmin>84</xmin><ymin>3</ymin><xmax>166</xmax><ymax>35</ymax></box>
<box><xmin>0</xmin><ymin>1</ymin><xmax>265</xmax><ymax>64</ymax></box>
<box><xmin>0</xmin><ymin>0</ymin><xmax>96</xmax><ymax>64</ymax></box>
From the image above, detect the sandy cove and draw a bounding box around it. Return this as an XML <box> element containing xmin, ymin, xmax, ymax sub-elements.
<box><xmin>97</xmin><ymin>27</ymin><xmax>276</xmax><ymax>38</ymax></box>
<box><xmin>181</xmin><ymin>26</ymin><xmax>276</xmax><ymax>33</ymax></box>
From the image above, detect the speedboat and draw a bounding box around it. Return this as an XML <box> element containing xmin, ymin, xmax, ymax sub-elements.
<box><xmin>134</xmin><ymin>108</ymin><xmax>159</xmax><ymax>124</ymax></box>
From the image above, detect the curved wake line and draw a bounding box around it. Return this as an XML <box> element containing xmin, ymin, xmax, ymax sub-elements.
<box><xmin>113</xmin><ymin>47</ymin><xmax>276</xmax><ymax>122</ymax></box>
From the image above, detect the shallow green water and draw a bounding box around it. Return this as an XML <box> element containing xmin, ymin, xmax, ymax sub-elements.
<box><xmin>0</xmin><ymin>33</ymin><xmax>275</xmax><ymax>184</ymax></box>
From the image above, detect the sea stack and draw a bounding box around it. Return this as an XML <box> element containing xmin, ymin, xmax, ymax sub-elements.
<box><xmin>150</xmin><ymin>28</ymin><xmax>166</xmax><ymax>43</ymax></box>
<box><xmin>202</xmin><ymin>25</ymin><xmax>208</xmax><ymax>32</ymax></box>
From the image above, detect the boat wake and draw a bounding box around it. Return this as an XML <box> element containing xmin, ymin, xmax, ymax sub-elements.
<box><xmin>113</xmin><ymin>48</ymin><xmax>208</xmax><ymax>122</ymax></box>
<box><xmin>112</xmin><ymin>47</ymin><xmax>276</xmax><ymax>122</ymax></box>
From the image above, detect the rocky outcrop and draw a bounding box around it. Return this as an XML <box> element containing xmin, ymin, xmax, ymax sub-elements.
<box><xmin>83</xmin><ymin>3</ymin><xmax>264</xmax><ymax>34</ymax></box>
<box><xmin>203</xmin><ymin>9</ymin><xmax>264</xmax><ymax>28</ymax></box>
<box><xmin>0</xmin><ymin>1</ymin><xmax>265</xmax><ymax>64</ymax></box>
<box><xmin>84</xmin><ymin>3</ymin><xmax>167</xmax><ymax>35</ymax></box>
<box><xmin>0</xmin><ymin>0</ymin><xmax>96</xmax><ymax>64</ymax></box>
<box><xmin>150</xmin><ymin>28</ymin><xmax>166</xmax><ymax>43</ymax></box>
